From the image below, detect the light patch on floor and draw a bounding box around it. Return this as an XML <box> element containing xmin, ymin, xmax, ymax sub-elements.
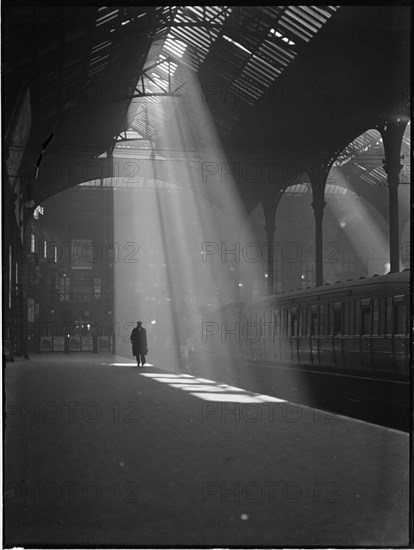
<box><xmin>139</xmin><ymin>372</ymin><xmax>287</xmax><ymax>403</ymax></box>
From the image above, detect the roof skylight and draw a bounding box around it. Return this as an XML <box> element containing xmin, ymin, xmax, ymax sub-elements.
<box><xmin>223</xmin><ymin>35</ymin><xmax>252</xmax><ymax>55</ymax></box>
<box><xmin>270</xmin><ymin>28</ymin><xmax>295</xmax><ymax>46</ymax></box>
<box><xmin>164</xmin><ymin>37</ymin><xmax>187</xmax><ymax>57</ymax></box>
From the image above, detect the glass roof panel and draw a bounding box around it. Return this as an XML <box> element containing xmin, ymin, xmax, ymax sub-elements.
<box><xmin>126</xmin><ymin>5</ymin><xmax>339</xmax><ymax>144</ymax></box>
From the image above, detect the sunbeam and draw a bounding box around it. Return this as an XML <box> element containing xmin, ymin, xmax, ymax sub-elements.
<box><xmin>113</xmin><ymin>58</ymin><xmax>263</xmax><ymax>379</ymax></box>
<box><xmin>327</xmin><ymin>168</ymin><xmax>391</xmax><ymax>275</ymax></box>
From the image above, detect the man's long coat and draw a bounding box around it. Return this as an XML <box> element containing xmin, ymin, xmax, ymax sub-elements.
<box><xmin>131</xmin><ymin>326</ymin><xmax>148</xmax><ymax>356</ymax></box>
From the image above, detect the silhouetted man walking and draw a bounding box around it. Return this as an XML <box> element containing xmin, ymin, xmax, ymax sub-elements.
<box><xmin>131</xmin><ymin>321</ymin><xmax>148</xmax><ymax>367</ymax></box>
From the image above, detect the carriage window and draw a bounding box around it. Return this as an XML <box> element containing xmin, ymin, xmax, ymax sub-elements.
<box><xmin>327</xmin><ymin>305</ymin><xmax>332</xmax><ymax>335</ymax></box>
<box><xmin>290</xmin><ymin>312</ymin><xmax>298</xmax><ymax>337</ymax></box>
<box><xmin>372</xmin><ymin>298</ymin><xmax>379</xmax><ymax>335</ymax></box>
<box><xmin>325</xmin><ymin>304</ymin><xmax>331</xmax><ymax>335</ymax></box>
<box><xmin>378</xmin><ymin>298</ymin><xmax>386</xmax><ymax>335</ymax></box>
<box><xmin>273</xmin><ymin>311</ymin><xmax>279</xmax><ymax>337</ymax></box>
<box><xmin>258</xmin><ymin>312</ymin><xmax>262</xmax><ymax>338</ymax></box>
<box><xmin>262</xmin><ymin>312</ymin><xmax>268</xmax><ymax>340</ymax></box>
<box><xmin>348</xmin><ymin>301</ymin><xmax>355</xmax><ymax>334</ymax></box>
<box><xmin>349</xmin><ymin>302</ymin><xmax>354</xmax><ymax>335</ymax></box>
<box><xmin>393</xmin><ymin>300</ymin><xmax>406</xmax><ymax>335</ymax></box>
<box><xmin>333</xmin><ymin>307</ymin><xmax>342</xmax><ymax>335</ymax></box>
<box><xmin>325</xmin><ymin>304</ymin><xmax>330</xmax><ymax>335</ymax></box>
<box><xmin>283</xmin><ymin>309</ymin><xmax>288</xmax><ymax>339</ymax></box>
<box><xmin>317</xmin><ymin>305</ymin><xmax>323</xmax><ymax>335</ymax></box>
<box><xmin>292</xmin><ymin>313</ymin><xmax>299</xmax><ymax>336</ymax></box>
<box><xmin>299</xmin><ymin>307</ymin><xmax>305</xmax><ymax>336</ymax></box>
<box><xmin>325</xmin><ymin>305</ymin><xmax>331</xmax><ymax>335</ymax></box>
<box><xmin>360</xmin><ymin>302</ymin><xmax>372</xmax><ymax>335</ymax></box>
<box><xmin>352</xmin><ymin>302</ymin><xmax>362</xmax><ymax>334</ymax></box>
<box><xmin>343</xmin><ymin>302</ymin><xmax>349</xmax><ymax>335</ymax></box>
<box><xmin>264</xmin><ymin>311</ymin><xmax>272</xmax><ymax>340</ymax></box>
<box><xmin>386</xmin><ymin>297</ymin><xmax>393</xmax><ymax>334</ymax></box>
<box><xmin>319</xmin><ymin>305</ymin><xmax>325</xmax><ymax>335</ymax></box>
<box><xmin>310</xmin><ymin>310</ymin><xmax>319</xmax><ymax>336</ymax></box>
<box><xmin>322</xmin><ymin>304</ymin><xmax>330</xmax><ymax>336</ymax></box>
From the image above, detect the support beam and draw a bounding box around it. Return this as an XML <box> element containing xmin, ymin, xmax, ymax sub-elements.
<box><xmin>311</xmin><ymin>197</ymin><xmax>326</xmax><ymax>287</ymax></box>
<box><xmin>307</xmin><ymin>159</ymin><xmax>330</xmax><ymax>287</ymax></box>
<box><xmin>262</xmin><ymin>191</ymin><xmax>283</xmax><ymax>295</ymax></box>
<box><xmin>387</xmin><ymin>177</ymin><xmax>400</xmax><ymax>272</ymax></box>
<box><xmin>380</xmin><ymin>118</ymin><xmax>407</xmax><ymax>273</ymax></box>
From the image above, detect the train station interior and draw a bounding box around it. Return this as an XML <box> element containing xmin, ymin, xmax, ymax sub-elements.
<box><xmin>2</xmin><ymin>5</ymin><xmax>411</xmax><ymax>547</ymax></box>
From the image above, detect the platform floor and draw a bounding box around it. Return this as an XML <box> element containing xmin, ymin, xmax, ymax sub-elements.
<box><xmin>3</xmin><ymin>353</ymin><xmax>409</xmax><ymax>547</ymax></box>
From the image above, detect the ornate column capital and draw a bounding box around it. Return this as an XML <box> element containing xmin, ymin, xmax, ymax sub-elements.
<box><xmin>311</xmin><ymin>200</ymin><xmax>327</xmax><ymax>215</ymax></box>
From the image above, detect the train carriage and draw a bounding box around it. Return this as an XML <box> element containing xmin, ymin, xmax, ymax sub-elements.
<box><xmin>232</xmin><ymin>270</ymin><xmax>410</xmax><ymax>379</ymax></box>
<box><xmin>199</xmin><ymin>270</ymin><xmax>410</xmax><ymax>429</ymax></box>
